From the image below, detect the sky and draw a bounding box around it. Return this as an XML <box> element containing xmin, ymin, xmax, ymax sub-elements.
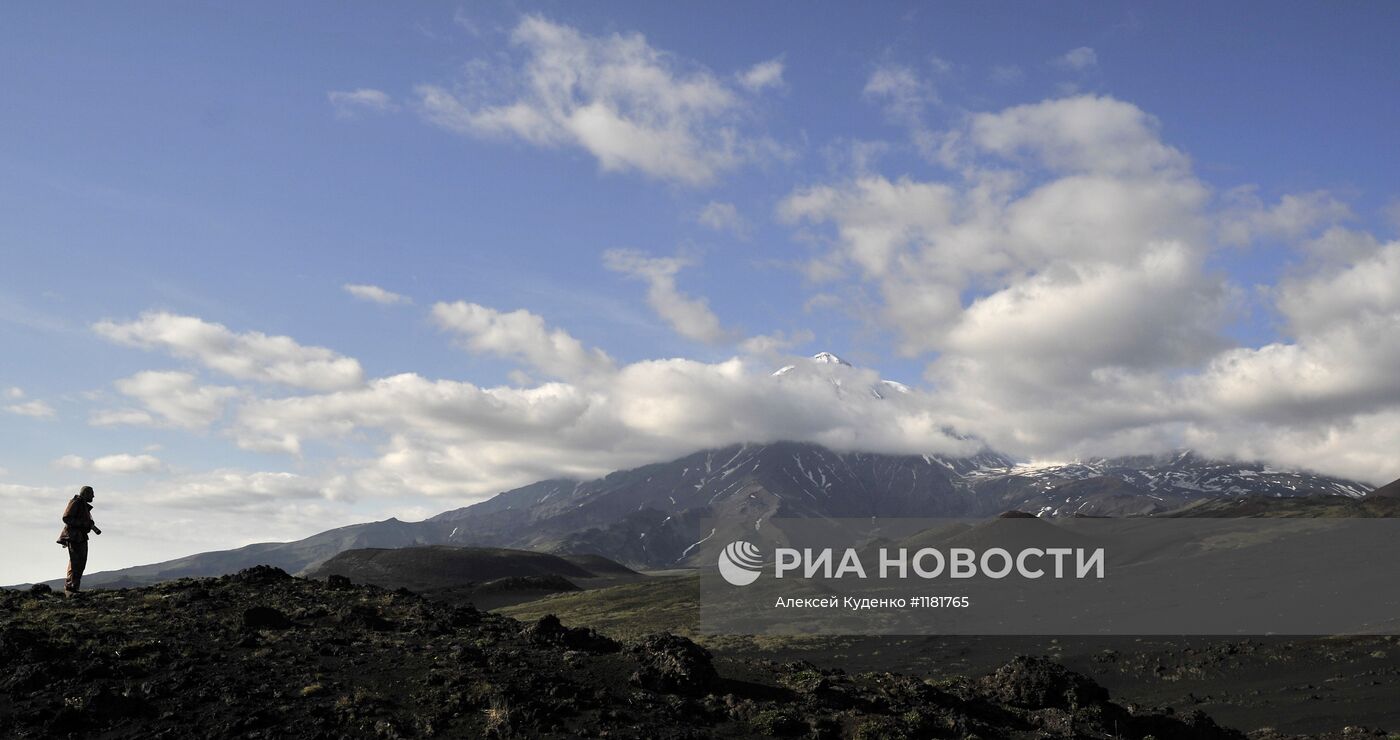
<box><xmin>3</xmin><ymin>2</ymin><xmax>1399</xmax><ymax>585</ymax></box>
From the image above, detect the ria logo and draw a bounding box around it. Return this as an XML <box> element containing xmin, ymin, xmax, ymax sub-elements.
<box><xmin>717</xmin><ymin>541</ymin><xmax>764</xmax><ymax>586</ymax></box>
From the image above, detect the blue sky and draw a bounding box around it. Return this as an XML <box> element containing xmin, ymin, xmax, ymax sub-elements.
<box><xmin>2</xmin><ymin>2</ymin><xmax>1398</xmax><ymax>584</ymax></box>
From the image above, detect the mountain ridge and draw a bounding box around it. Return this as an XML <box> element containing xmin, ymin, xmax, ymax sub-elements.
<box><xmin>13</xmin><ymin>440</ymin><xmax>1378</xmax><ymax>590</ymax></box>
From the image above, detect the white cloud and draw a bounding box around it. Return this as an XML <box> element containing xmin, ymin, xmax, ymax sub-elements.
<box><xmin>603</xmin><ymin>250</ymin><xmax>728</xmax><ymax>343</ymax></box>
<box><xmin>5</xmin><ymin>387</ymin><xmax>23</xmax><ymax>399</ymax></box>
<box><xmin>739</xmin><ymin>58</ymin><xmax>784</xmax><ymax>91</ymax></box>
<box><xmin>1184</xmin><ymin>239</ymin><xmax>1400</xmax><ymax>426</ymax></box>
<box><xmin>5</xmin><ymin>399</ymin><xmax>55</xmax><ymax>418</ymax></box>
<box><xmin>780</xmin><ymin>99</ymin><xmax>1206</xmax><ymax>360</ymax></box>
<box><xmin>230</xmin><ymin>354</ymin><xmax>979</xmax><ymax>498</ymax></box>
<box><xmin>432</xmin><ymin>301</ymin><xmax>615</xmax><ymax>380</ymax></box>
<box><xmin>415</xmin><ymin>15</ymin><xmax>781</xmax><ymax>186</ymax></box>
<box><xmin>944</xmin><ymin>244</ymin><xmax>1226</xmax><ymax>376</ymax></box>
<box><xmin>697</xmin><ymin>201</ymin><xmax>747</xmax><ymax>236</ymax></box>
<box><xmin>968</xmin><ymin>95</ymin><xmax>1187</xmax><ymax>175</ymax></box>
<box><xmin>90</xmin><ymin>371</ymin><xmax>241</xmax><ymax>429</ymax></box>
<box><xmin>343</xmin><ymin>283</ymin><xmax>411</xmax><ymax>305</ymax></box>
<box><xmin>1219</xmin><ymin>188</ymin><xmax>1352</xmax><ymax>246</ymax></box>
<box><xmin>93</xmin><ymin>312</ymin><xmax>364</xmax><ymax>391</ymax></box>
<box><xmin>773</xmin><ymin>92</ymin><xmax>1400</xmax><ymax>483</ymax></box>
<box><xmin>53</xmin><ymin>453</ymin><xmax>163</xmax><ymax>474</ymax></box>
<box><xmin>328</xmin><ymin>88</ymin><xmax>398</xmax><ymax>117</ymax></box>
<box><xmin>1055</xmin><ymin>47</ymin><xmax>1098</xmax><ymax>71</ymax></box>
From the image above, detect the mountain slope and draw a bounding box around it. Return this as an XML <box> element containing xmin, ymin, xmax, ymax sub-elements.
<box><xmin>966</xmin><ymin>450</ymin><xmax>1371</xmax><ymax>517</ymax></box>
<box><xmin>23</xmin><ymin>441</ymin><xmax>1375</xmax><ymax>587</ymax></box>
<box><xmin>1369</xmin><ymin>476</ymin><xmax>1400</xmax><ymax>499</ymax></box>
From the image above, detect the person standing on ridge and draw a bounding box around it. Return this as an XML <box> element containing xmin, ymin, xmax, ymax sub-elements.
<box><xmin>57</xmin><ymin>485</ymin><xmax>102</xmax><ymax>596</ymax></box>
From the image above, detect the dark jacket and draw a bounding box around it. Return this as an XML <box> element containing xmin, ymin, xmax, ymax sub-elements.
<box><xmin>58</xmin><ymin>496</ymin><xmax>94</xmax><ymax>545</ymax></box>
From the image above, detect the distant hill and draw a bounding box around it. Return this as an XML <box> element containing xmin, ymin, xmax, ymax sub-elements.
<box><xmin>1370</xmin><ymin>477</ymin><xmax>1400</xmax><ymax>499</ymax></box>
<box><xmin>1166</xmin><ymin>492</ymin><xmax>1400</xmax><ymax>517</ymax></box>
<box><xmin>17</xmin><ymin>516</ymin><xmax>456</xmax><ymax>591</ymax></box>
<box><xmin>303</xmin><ymin>545</ymin><xmax>640</xmax><ymax>609</ymax></box>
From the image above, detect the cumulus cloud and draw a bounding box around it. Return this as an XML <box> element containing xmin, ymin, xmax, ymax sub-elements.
<box><xmin>944</xmin><ymin>244</ymin><xmax>1227</xmax><ymax>375</ymax></box>
<box><xmin>5</xmin><ymin>399</ymin><xmax>55</xmax><ymax>418</ymax></box>
<box><xmin>343</xmin><ymin>283</ymin><xmax>411</xmax><ymax>305</ymax></box>
<box><xmin>54</xmin><ymin>454</ymin><xmax>164</xmax><ymax>475</ymax></box>
<box><xmin>1055</xmin><ymin>47</ymin><xmax>1098</xmax><ymax>71</ymax></box>
<box><xmin>328</xmin><ymin>88</ymin><xmax>398</xmax><ymax>116</ymax></box>
<box><xmin>5</xmin><ymin>387</ymin><xmax>23</xmax><ymax>399</ymax></box>
<box><xmin>785</xmin><ymin>95</ymin><xmax>1208</xmax><ymax>355</ymax></box>
<box><xmin>967</xmin><ymin>95</ymin><xmax>1187</xmax><ymax>175</ymax></box>
<box><xmin>773</xmin><ymin>92</ymin><xmax>1400</xmax><ymax>483</ymax></box>
<box><xmin>738</xmin><ymin>58</ymin><xmax>784</xmax><ymax>91</ymax></box>
<box><xmin>93</xmin><ymin>312</ymin><xmax>364</xmax><ymax>391</ymax></box>
<box><xmin>433</xmin><ymin>301</ymin><xmax>615</xmax><ymax>380</ymax></box>
<box><xmin>697</xmin><ymin>201</ymin><xmax>747</xmax><ymax>236</ymax></box>
<box><xmin>1185</xmin><ymin>239</ymin><xmax>1400</xmax><ymax>426</ymax></box>
<box><xmin>415</xmin><ymin>15</ymin><xmax>781</xmax><ymax>185</ymax></box>
<box><xmin>603</xmin><ymin>250</ymin><xmax>728</xmax><ymax>343</ymax></box>
<box><xmin>90</xmin><ymin>371</ymin><xmax>242</xmax><ymax>429</ymax></box>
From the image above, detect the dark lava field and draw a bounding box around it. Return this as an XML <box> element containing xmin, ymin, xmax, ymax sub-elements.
<box><xmin>0</xmin><ymin>566</ymin><xmax>1277</xmax><ymax>739</ymax></box>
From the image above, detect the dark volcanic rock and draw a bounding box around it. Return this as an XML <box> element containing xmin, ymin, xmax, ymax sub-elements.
<box><xmin>232</xmin><ymin>565</ymin><xmax>291</xmax><ymax>583</ymax></box>
<box><xmin>241</xmin><ymin>605</ymin><xmax>292</xmax><ymax>630</ymax></box>
<box><xmin>628</xmin><ymin>632</ymin><xmax>719</xmax><ymax>695</ymax></box>
<box><xmin>334</xmin><ymin>603</ymin><xmax>394</xmax><ymax>631</ymax></box>
<box><xmin>527</xmin><ymin>614</ymin><xmax>620</xmax><ymax>653</ymax></box>
<box><xmin>0</xmin><ymin>570</ymin><xmax>1257</xmax><ymax>739</ymax></box>
<box><xmin>977</xmin><ymin>655</ymin><xmax>1110</xmax><ymax>709</ymax></box>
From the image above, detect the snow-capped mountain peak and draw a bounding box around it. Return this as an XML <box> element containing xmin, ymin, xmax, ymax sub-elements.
<box><xmin>772</xmin><ymin>352</ymin><xmax>914</xmax><ymax>401</ymax></box>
